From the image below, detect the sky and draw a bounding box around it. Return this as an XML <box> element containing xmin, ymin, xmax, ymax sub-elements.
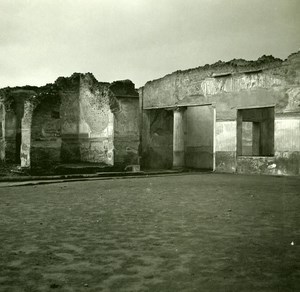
<box><xmin>0</xmin><ymin>0</ymin><xmax>299</xmax><ymax>88</ymax></box>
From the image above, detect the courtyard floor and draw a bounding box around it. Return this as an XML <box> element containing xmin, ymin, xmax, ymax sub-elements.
<box><xmin>0</xmin><ymin>173</ymin><xmax>299</xmax><ymax>292</ymax></box>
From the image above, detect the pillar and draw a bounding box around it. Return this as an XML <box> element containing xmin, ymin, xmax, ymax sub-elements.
<box><xmin>236</xmin><ymin>110</ymin><xmax>243</xmax><ymax>156</ymax></box>
<box><xmin>252</xmin><ymin>122</ymin><xmax>260</xmax><ymax>155</ymax></box>
<box><xmin>20</xmin><ymin>101</ymin><xmax>34</xmax><ymax>168</ymax></box>
<box><xmin>173</xmin><ymin>108</ymin><xmax>185</xmax><ymax>168</ymax></box>
<box><xmin>0</xmin><ymin>103</ymin><xmax>5</xmax><ymax>161</ymax></box>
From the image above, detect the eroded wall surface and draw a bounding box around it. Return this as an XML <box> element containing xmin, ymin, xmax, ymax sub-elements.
<box><xmin>0</xmin><ymin>73</ymin><xmax>140</xmax><ymax>171</ymax></box>
<box><xmin>31</xmin><ymin>95</ymin><xmax>61</xmax><ymax>168</ymax></box>
<box><xmin>57</xmin><ymin>73</ymin><xmax>118</xmax><ymax>165</ymax></box>
<box><xmin>78</xmin><ymin>75</ymin><xmax>115</xmax><ymax>165</ymax></box>
<box><xmin>141</xmin><ymin>52</ymin><xmax>300</xmax><ymax>175</ymax></box>
<box><xmin>0</xmin><ymin>89</ymin><xmax>33</xmax><ymax>164</ymax></box>
<box><xmin>185</xmin><ymin>106</ymin><xmax>214</xmax><ymax>169</ymax></box>
<box><xmin>58</xmin><ymin>74</ymin><xmax>81</xmax><ymax>162</ymax></box>
<box><xmin>20</xmin><ymin>100</ymin><xmax>34</xmax><ymax>168</ymax></box>
<box><xmin>114</xmin><ymin>97</ymin><xmax>139</xmax><ymax>169</ymax></box>
<box><xmin>0</xmin><ymin>103</ymin><xmax>5</xmax><ymax>160</ymax></box>
<box><xmin>142</xmin><ymin>109</ymin><xmax>173</xmax><ymax>169</ymax></box>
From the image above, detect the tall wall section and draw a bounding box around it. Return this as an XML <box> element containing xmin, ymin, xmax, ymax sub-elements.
<box><xmin>30</xmin><ymin>91</ymin><xmax>61</xmax><ymax>169</ymax></box>
<box><xmin>78</xmin><ymin>75</ymin><xmax>116</xmax><ymax>165</ymax></box>
<box><xmin>141</xmin><ymin>52</ymin><xmax>300</xmax><ymax>175</ymax></box>
<box><xmin>110</xmin><ymin>80</ymin><xmax>140</xmax><ymax>169</ymax></box>
<box><xmin>56</xmin><ymin>73</ymin><xmax>120</xmax><ymax>165</ymax></box>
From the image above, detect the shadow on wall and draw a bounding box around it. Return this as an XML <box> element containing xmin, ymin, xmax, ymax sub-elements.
<box><xmin>142</xmin><ymin>109</ymin><xmax>174</xmax><ymax>169</ymax></box>
<box><xmin>30</xmin><ymin>94</ymin><xmax>62</xmax><ymax>170</ymax></box>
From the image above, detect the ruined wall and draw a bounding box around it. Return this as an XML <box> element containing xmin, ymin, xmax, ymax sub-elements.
<box><xmin>185</xmin><ymin>106</ymin><xmax>214</xmax><ymax>169</ymax></box>
<box><xmin>78</xmin><ymin>75</ymin><xmax>115</xmax><ymax>164</ymax></box>
<box><xmin>0</xmin><ymin>89</ymin><xmax>34</xmax><ymax>164</ymax></box>
<box><xmin>0</xmin><ymin>74</ymin><xmax>139</xmax><ymax>171</ymax></box>
<box><xmin>30</xmin><ymin>95</ymin><xmax>61</xmax><ymax>168</ymax></box>
<box><xmin>110</xmin><ymin>80</ymin><xmax>140</xmax><ymax>169</ymax></box>
<box><xmin>142</xmin><ymin>109</ymin><xmax>173</xmax><ymax>169</ymax></box>
<box><xmin>141</xmin><ymin>52</ymin><xmax>300</xmax><ymax>175</ymax></box>
<box><xmin>3</xmin><ymin>110</ymin><xmax>18</xmax><ymax>163</ymax></box>
<box><xmin>57</xmin><ymin>73</ymin><xmax>117</xmax><ymax>165</ymax></box>
<box><xmin>0</xmin><ymin>103</ymin><xmax>5</xmax><ymax>161</ymax></box>
<box><xmin>57</xmin><ymin>74</ymin><xmax>81</xmax><ymax>162</ymax></box>
<box><xmin>114</xmin><ymin>97</ymin><xmax>139</xmax><ymax>169</ymax></box>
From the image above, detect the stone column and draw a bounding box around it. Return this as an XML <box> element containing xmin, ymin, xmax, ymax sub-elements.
<box><xmin>0</xmin><ymin>103</ymin><xmax>5</xmax><ymax>161</ymax></box>
<box><xmin>20</xmin><ymin>100</ymin><xmax>34</xmax><ymax>168</ymax></box>
<box><xmin>173</xmin><ymin>108</ymin><xmax>185</xmax><ymax>168</ymax></box>
<box><xmin>252</xmin><ymin>122</ymin><xmax>260</xmax><ymax>155</ymax></box>
<box><xmin>236</xmin><ymin>110</ymin><xmax>243</xmax><ymax>156</ymax></box>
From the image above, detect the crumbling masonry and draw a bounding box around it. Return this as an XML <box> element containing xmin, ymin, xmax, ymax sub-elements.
<box><xmin>140</xmin><ymin>51</ymin><xmax>300</xmax><ymax>175</ymax></box>
<box><xmin>0</xmin><ymin>73</ymin><xmax>139</xmax><ymax>172</ymax></box>
<box><xmin>1</xmin><ymin>51</ymin><xmax>300</xmax><ymax>175</ymax></box>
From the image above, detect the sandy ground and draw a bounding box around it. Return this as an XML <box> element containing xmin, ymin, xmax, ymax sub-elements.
<box><xmin>0</xmin><ymin>173</ymin><xmax>299</xmax><ymax>292</ymax></box>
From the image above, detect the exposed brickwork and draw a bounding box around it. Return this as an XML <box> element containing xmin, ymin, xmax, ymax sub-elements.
<box><xmin>0</xmin><ymin>73</ymin><xmax>139</xmax><ymax>172</ymax></box>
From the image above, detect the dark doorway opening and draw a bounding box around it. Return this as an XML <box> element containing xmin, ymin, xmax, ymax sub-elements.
<box><xmin>237</xmin><ymin>106</ymin><xmax>274</xmax><ymax>156</ymax></box>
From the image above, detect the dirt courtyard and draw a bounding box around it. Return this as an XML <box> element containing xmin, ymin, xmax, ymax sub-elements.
<box><xmin>0</xmin><ymin>173</ymin><xmax>299</xmax><ymax>292</ymax></box>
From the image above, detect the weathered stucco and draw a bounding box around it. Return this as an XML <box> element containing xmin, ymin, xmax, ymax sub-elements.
<box><xmin>31</xmin><ymin>94</ymin><xmax>61</xmax><ymax>169</ymax></box>
<box><xmin>0</xmin><ymin>103</ymin><xmax>5</xmax><ymax>161</ymax></box>
<box><xmin>141</xmin><ymin>51</ymin><xmax>300</xmax><ymax>175</ymax></box>
<box><xmin>78</xmin><ymin>75</ymin><xmax>115</xmax><ymax>164</ymax></box>
<box><xmin>114</xmin><ymin>97</ymin><xmax>139</xmax><ymax>169</ymax></box>
<box><xmin>0</xmin><ymin>73</ymin><xmax>139</xmax><ymax>172</ymax></box>
<box><xmin>185</xmin><ymin>106</ymin><xmax>214</xmax><ymax>169</ymax></box>
<box><xmin>20</xmin><ymin>100</ymin><xmax>34</xmax><ymax>168</ymax></box>
<box><xmin>141</xmin><ymin>109</ymin><xmax>173</xmax><ymax>169</ymax></box>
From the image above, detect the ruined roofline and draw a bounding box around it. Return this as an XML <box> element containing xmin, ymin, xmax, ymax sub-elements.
<box><xmin>142</xmin><ymin>51</ymin><xmax>299</xmax><ymax>88</ymax></box>
<box><xmin>0</xmin><ymin>73</ymin><xmax>137</xmax><ymax>96</ymax></box>
<box><xmin>0</xmin><ymin>82</ymin><xmax>57</xmax><ymax>93</ymax></box>
<box><xmin>109</xmin><ymin>79</ymin><xmax>139</xmax><ymax>98</ymax></box>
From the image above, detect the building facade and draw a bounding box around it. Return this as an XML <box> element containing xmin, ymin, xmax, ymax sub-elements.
<box><xmin>1</xmin><ymin>52</ymin><xmax>299</xmax><ymax>176</ymax></box>
<box><xmin>140</xmin><ymin>52</ymin><xmax>300</xmax><ymax>175</ymax></box>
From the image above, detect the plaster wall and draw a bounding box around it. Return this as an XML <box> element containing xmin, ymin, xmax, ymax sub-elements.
<box><xmin>114</xmin><ymin>97</ymin><xmax>139</xmax><ymax>168</ymax></box>
<box><xmin>0</xmin><ymin>103</ymin><xmax>5</xmax><ymax>160</ymax></box>
<box><xmin>30</xmin><ymin>96</ymin><xmax>61</xmax><ymax>168</ymax></box>
<box><xmin>141</xmin><ymin>52</ymin><xmax>300</xmax><ymax>175</ymax></box>
<box><xmin>142</xmin><ymin>109</ymin><xmax>173</xmax><ymax>169</ymax></box>
<box><xmin>59</xmin><ymin>81</ymin><xmax>80</xmax><ymax>162</ymax></box>
<box><xmin>185</xmin><ymin>106</ymin><xmax>214</xmax><ymax>169</ymax></box>
<box><xmin>78</xmin><ymin>76</ymin><xmax>114</xmax><ymax>165</ymax></box>
<box><xmin>58</xmin><ymin>74</ymin><xmax>116</xmax><ymax>165</ymax></box>
<box><xmin>4</xmin><ymin>105</ymin><xmax>23</xmax><ymax>163</ymax></box>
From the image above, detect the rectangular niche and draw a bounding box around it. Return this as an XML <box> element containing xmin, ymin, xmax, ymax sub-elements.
<box><xmin>237</xmin><ymin>106</ymin><xmax>274</xmax><ymax>156</ymax></box>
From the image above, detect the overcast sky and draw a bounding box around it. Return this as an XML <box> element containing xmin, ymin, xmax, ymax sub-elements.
<box><xmin>0</xmin><ymin>0</ymin><xmax>299</xmax><ymax>88</ymax></box>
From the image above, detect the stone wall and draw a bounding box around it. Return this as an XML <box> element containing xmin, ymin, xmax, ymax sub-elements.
<box><xmin>141</xmin><ymin>51</ymin><xmax>300</xmax><ymax>175</ymax></box>
<box><xmin>57</xmin><ymin>73</ymin><xmax>119</xmax><ymax>165</ymax></box>
<box><xmin>142</xmin><ymin>109</ymin><xmax>173</xmax><ymax>169</ymax></box>
<box><xmin>114</xmin><ymin>97</ymin><xmax>139</xmax><ymax>169</ymax></box>
<box><xmin>0</xmin><ymin>103</ymin><xmax>5</xmax><ymax>161</ymax></box>
<box><xmin>78</xmin><ymin>75</ymin><xmax>115</xmax><ymax>165</ymax></box>
<box><xmin>30</xmin><ymin>95</ymin><xmax>61</xmax><ymax>169</ymax></box>
<box><xmin>185</xmin><ymin>106</ymin><xmax>214</xmax><ymax>169</ymax></box>
<box><xmin>0</xmin><ymin>74</ymin><xmax>140</xmax><ymax>171</ymax></box>
<box><xmin>57</xmin><ymin>73</ymin><xmax>81</xmax><ymax>162</ymax></box>
<box><xmin>0</xmin><ymin>89</ymin><xmax>33</xmax><ymax>164</ymax></box>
